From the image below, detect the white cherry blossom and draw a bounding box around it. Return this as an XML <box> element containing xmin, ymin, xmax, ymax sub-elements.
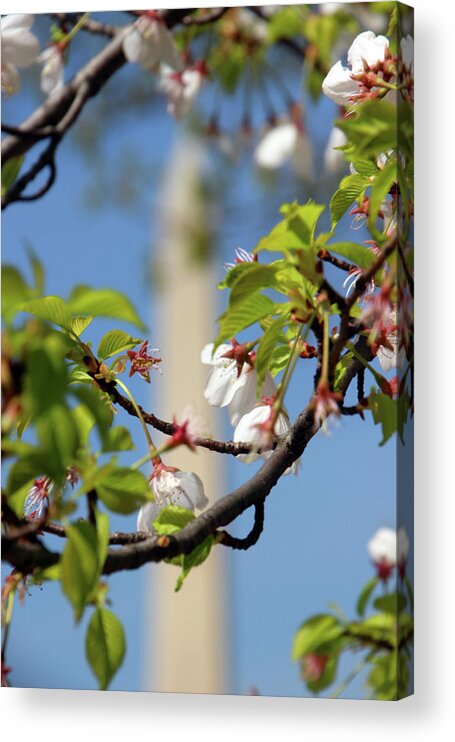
<box><xmin>254</xmin><ymin>122</ymin><xmax>313</xmax><ymax>178</ymax></box>
<box><xmin>368</xmin><ymin>526</ymin><xmax>410</xmax><ymax>580</ymax></box>
<box><xmin>233</xmin><ymin>403</ymin><xmax>299</xmax><ymax>475</ymax></box>
<box><xmin>137</xmin><ymin>465</ymin><xmax>208</xmax><ymax>534</ymax></box>
<box><xmin>201</xmin><ymin>342</ymin><xmax>276</xmax><ymax>426</ymax></box>
<box><xmin>39</xmin><ymin>45</ymin><xmax>65</xmax><ymax>97</ymax></box>
<box><xmin>159</xmin><ymin>63</ymin><xmax>205</xmax><ymax>119</ymax></box>
<box><xmin>322</xmin><ymin>30</ymin><xmax>389</xmax><ymax>105</ymax></box>
<box><xmin>368</xmin><ymin>527</ymin><xmax>396</xmax><ymax>563</ymax></box>
<box><xmin>123</xmin><ymin>14</ymin><xmax>181</xmax><ymax>72</ymax></box>
<box><xmin>1</xmin><ymin>14</ymin><xmax>40</xmax><ymax>95</ymax></box>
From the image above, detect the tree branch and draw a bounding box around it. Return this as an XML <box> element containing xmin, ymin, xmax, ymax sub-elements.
<box><xmin>1</xmin><ymin>8</ymin><xmax>193</xmax><ymax>208</ymax></box>
<box><xmin>2</xmin><ymin>333</ymin><xmax>373</xmax><ymax>576</ymax></box>
<box><xmin>218</xmin><ymin>499</ymin><xmax>265</xmax><ymax>550</ymax></box>
<box><xmin>91</xmin><ymin>373</ymin><xmax>260</xmax><ymax>456</ymax></box>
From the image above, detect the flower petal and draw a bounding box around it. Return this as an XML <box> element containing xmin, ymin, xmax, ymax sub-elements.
<box><xmin>204</xmin><ymin>362</ymin><xmax>240</xmax><ymax>407</ymax></box>
<box><xmin>1</xmin><ymin>13</ymin><xmax>35</xmax><ymax>32</ymax></box>
<box><xmin>137</xmin><ymin>500</ymin><xmax>162</xmax><ymax>533</ymax></box>
<box><xmin>347</xmin><ymin>30</ymin><xmax>389</xmax><ymax>72</ymax></box>
<box><xmin>2</xmin><ymin>27</ymin><xmax>40</xmax><ymax>67</ymax></box>
<box><xmin>368</xmin><ymin>527</ymin><xmax>397</xmax><ymax>565</ymax></box>
<box><xmin>201</xmin><ymin>342</ymin><xmax>231</xmax><ymax>365</ymax></box>
<box><xmin>228</xmin><ymin>369</ymin><xmax>276</xmax><ymax>427</ymax></box>
<box><xmin>174</xmin><ymin>471</ymin><xmax>208</xmax><ymax>510</ymax></box>
<box><xmin>322</xmin><ymin>60</ymin><xmax>360</xmax><ymax>105</ymax></box>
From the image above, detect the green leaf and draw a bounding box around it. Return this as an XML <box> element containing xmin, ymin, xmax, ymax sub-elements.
<box><xmin>5</xmin><ymin>445</ymin><xmax>48</xmax><ymax>496</ymax></box>
<box><xmin>326</xmin><ymin>242</ymin><xmax>377</xmax><ymax>271</ymax></box>
<box><xmin>229</xmin><ymin>264</ymin><xmax>280</xmax><ymax>306</ymax></box>
<box><xmin>96</xmin><ymin>468</ymin><xmax>150</xmax><ymax>514</ymax></box>
<box><xmin>26</xmin><ymin>336</ymin><xmax>68</xmax><ymax>416</ymax></box>
<box><xmin>98</xmin><ymin>330</ymin><xmax>141</xmax><ymax>361</ymax></box>
<box><xmin>281</xmin><ymin>200</ymin><xmax>325</xmax><ymax>245</ymax></box>
<box><xmin>71</xmin><ymin>316</ymin><xmax>93</xmax><ymax>337</ymax></box>
<box><xmin>292</xmin><ymin>614</ymin><xmax>344</xmax><ymax>660</ymax></box>
<box><xmin>85</xmin><ymin>607</ymin><xmax>126</xmax><ymax>690</ymax></box>
<box><xmin>216</xmin><ymin>293</ymin><xmax>274</xmax><ymax>346</ymax></box>
<box><xmin>373</xmin><ymin>593</ymin><xmax>407</xmax><ymax>616</ymax></box>
<box><xmin>72</xmin><ymin>403</ymin><xmax>96</xmax><ymax>445</ymax></box>
<box><xmin>175</xmin><ymin>537</ymin><xmax>213</xmax><ymax>592</ymax></box>
<box><xmin>368</xmin><ymin>159</ymin><xmax>397</xmax><ymax>237</ymax></box>
<box><xmin>218</xmin><ymin>261</ymin><xmax>259</xmax><ymax>290</ymax></box>
<box><xmin>266</xmin><ymin>6</ymin><xmax>303</xmax><ymax>41</ymax></box>
<box><xmin>101</xmin><ymin>426</ymin><xmax>135</xmax><ymax>453</ymax></box>
<box><xmin>35</xmin><ymin>404</ymin><xmax>80</xmax><ymax>481</ymax></box>
<box><xmin>1</xmin><ymin>265</ymin><xmax>33</xmax><ymax>318</ymax></box>
<box><xmin>256</xmin><ymin>315</ymin><xmax>286</xmax><ymax>391</ymax></box>
<box><xmin>153</xmin><ymin>505</ymin><xmax>195</xmax><ymax>535</ymax></box>
<box><xmin>329</xmin><ymin>174</ymin><xmax>367</xmax><ymax>228</ymax></box>
<box><xmin>68</xmin><ymin>286</ymin><xmax>145</xmax><ymax>330</ymax></box>
<box><xmin>1</xmin><ymin>155</ymin><xmax>24</xmax><ymax>197</ymax></box>
<box><xmin>255</xmin><ymin>200</ymin><xmax>324</xmax><ymax>254</ymax></box>
<box><xmin>369</xmin><ymin>391</ymin><xmax>397</xmax><ymax>445</ymax></box>
<box><xmin>387</xmin><ymin>4</ymin><xmax>399</xmax><ymax>40</ymax></box>
<box><xmin>269</xmin><ymin>342</ymin><xmax>292</xmax><ymax>377</ymax></box>
<box><xmin>333</xmin><ymin>351</ymin><xmax>354</xmax><ymax>392</ymax></box>
<box><xmin>61</xmin><ymin>521</ymin><xmax>100</xmax><ymax>621</ymax></box>
<box><xmin>306</xmin><ymin>654</ymin><xmax>339</xmax><ymax>694</ymax></box>
<box><xmin>356</xmin><ymin>577</ymin><xmax>379</xmax><ymax>617</ymax></box>
<box><xmin>20</xmin><ymin>295</ymin><xmax>73</xmax><ymax>331</ymax></box>
<box><xmin>348</xmin><ymin>613</ymin><xmax>397</xmax><ymax>647</ymax></box>
<box><xmin>95</xmin><ymin>511</ymin><xmax>110</xmax><ymax>572</ymax></box>
<box><xmin>337</xmin><ymin>101</ymin><xmax>397</xmax><ymax>160</ymax></box>
<box><xmin>367</xmin><ymin>652</ymin><xmax>398</xmax><ymax>700</ymax></box>
<box><xmin>71</xmin><ymin>385</ymin><xmax>114</xmax><ymax>447</ymax></box>
<box><xmin>6</xmin><ymin>451</ymin><xmax>48</xmax><ymax>515</ymax></box>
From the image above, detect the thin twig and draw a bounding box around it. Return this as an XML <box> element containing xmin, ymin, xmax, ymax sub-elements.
<box><xmin>219</xmin><ymin>500</ymin><xmax>265</xmax><ymax>550</ymax></box>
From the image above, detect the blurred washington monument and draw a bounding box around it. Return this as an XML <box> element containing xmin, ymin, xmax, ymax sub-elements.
<box><xmin>146</xmin><ymin>136</ymin><xmax>228</xmax><ymax>694</ymax></box>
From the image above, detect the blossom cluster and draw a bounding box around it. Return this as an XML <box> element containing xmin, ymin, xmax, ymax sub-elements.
<box><xmin>201</xmin><ymin>338</ymin><xmax>300</xmax><ymax>474</ymax></box>
<box><xmin>322</xmin><ymin>30</ymin><xmax>414</xmax><ymax>172</ymax></box>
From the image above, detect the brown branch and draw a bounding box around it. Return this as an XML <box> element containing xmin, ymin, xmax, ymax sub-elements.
<box><xmin>92</xmin><ymin>374</ymin><xmax>259</xmax><ymax>456</ymax></box>
<box><xmin>346</xmin><ymin>241</ymin><xmax>396</xmax><ymax>310</ymax></box>
<box><xmin>344</xmin><ymin>625</ymin><xmax>414</xmax><ymax>653</ymax></box>
<box><xmin>43</xmin><ymin>521</ymin><xmax>149</xmax><ymax>545</ymax></box>
<box><xmin>2</xmin><ymin>332</ymin><xmax>373</xmax><ymax>576</ymax></box>
<box><xmin>318</xmin><ymin>249</ymin><xmax>354</xmax><ymax>273</ymax></box>
<box><xmin>1</xmin><ymin>8</ymin><xmax>193</xmax><ymax>207</ymax></box>
<box><xmin>218</xmin><ymin>499</ymin><xmax>265</xmax><ymax>550</ymax></box>
<box><xmin>2</xmin><ymin>139</ymin><xmax>58</xmax><ymax>207</ymax></box>
<box><xmin>49</xmin><ymin>13</ymin><xmax>119</xmax><ymax>38</ymax></box>
<box><xmin>2</xmin><ymin>404</ymin><xmax>313</xmax><ymax>574</ymax></box>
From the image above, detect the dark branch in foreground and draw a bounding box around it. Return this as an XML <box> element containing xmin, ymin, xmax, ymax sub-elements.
<box><xmin>0</xmin><ymin>8</ymin><xmax>193</xmax><ymax>208</ymax></box>
<box><xmin>2</xmin><ymin>406</ymin><xmax>316</xmax><ymax>575</ymax></box>
<box><xmin>219</xmin><ymin>500</ymin><xmax>265</xmax><ymax>550</ymax></box>
<box><xmin>90</xmin><ymin>369</ymin><xmax>259</xmax><ymax>456</ymax></box>
<box><xmin>2</xmin><ymin>328</ymin><xmax>371</xmax><ymax>576</ymax></box>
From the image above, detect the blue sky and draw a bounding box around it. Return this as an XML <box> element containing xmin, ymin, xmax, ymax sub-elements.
<box><xmin>1</xmin><ymin>9</ymin><xmax>405</xmax><ymax>699</ymax></box>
